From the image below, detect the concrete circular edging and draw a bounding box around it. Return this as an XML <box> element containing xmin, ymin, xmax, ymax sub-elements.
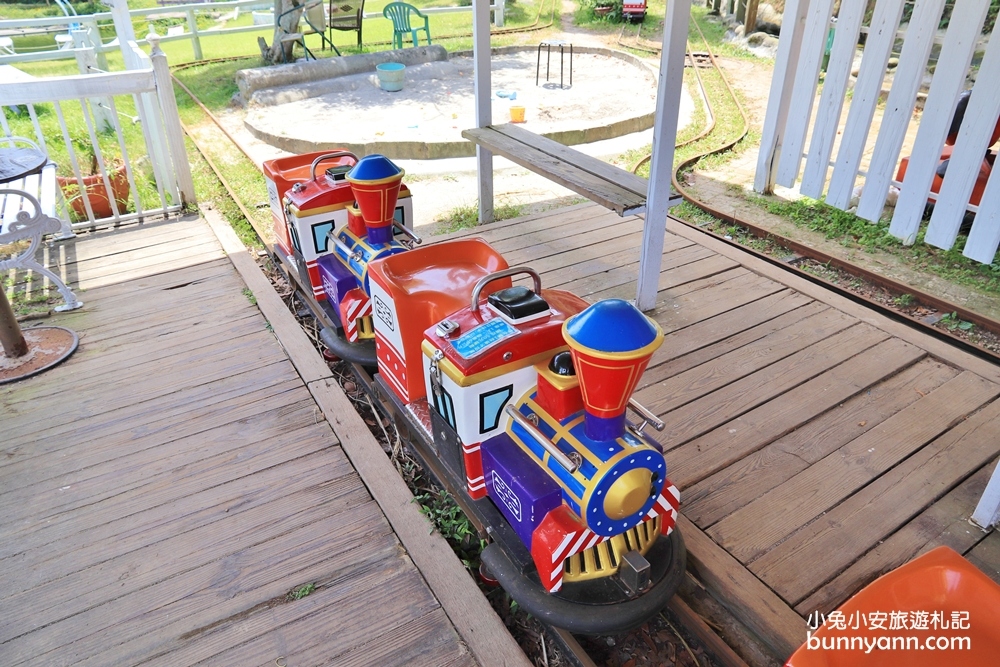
<box><xmin>242</xmin><ymin>46</ymin><xmax>659</xmax><ymax>159</ymax></box>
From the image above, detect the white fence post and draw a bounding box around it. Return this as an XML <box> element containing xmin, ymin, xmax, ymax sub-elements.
<box><xmin>149</xmin><ymin>37</ymin><xmax>196</xmax><ymax>207</ymax></box>
<box><xmin>495</xmin><ymin>0</ymin><xmax>505</xmax><ymax>28</ymax></box>
<box><xmin>971</xmin><ymin>459</ymin><xmax>1000</xmax><ymax>529</ymax></box>
<box><xmin>72</xmin><ymin>30</ymin><xmax>116</xmax><ymax>132</ymax></box>
<box><xmin>186</xmin><ymin>8</ymin><xmax>204</xmax><ymax>61</ymax></box>
<box><xmin>753</xmin><ymin>0</ymin><xmax>811</xmax><ymax>195</ymax></box>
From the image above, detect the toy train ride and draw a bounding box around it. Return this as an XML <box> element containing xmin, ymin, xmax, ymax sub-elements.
<box><xmin>263</xmin><ymin>150</ymin><xmax>685</xmax><ymax>634</ymax></box>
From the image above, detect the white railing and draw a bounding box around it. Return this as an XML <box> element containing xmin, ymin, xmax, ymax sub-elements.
<box><xmin>0</xmin><ymin>0</ymin><xmax>506</xmax><ymax>66</ymax></box>
<box><xmin>755</xmin><ymin>0</ymin><xmax>1000</xmax><ymax>265</ymax></box>
<box><xmin>0</xmin><ymin>39</ymin><xmax>194</xmax><ymax>231</ymax></box>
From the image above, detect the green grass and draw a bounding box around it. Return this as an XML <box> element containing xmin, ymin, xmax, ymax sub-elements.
<box><xmin>413</xmin><ymin>488</ymin><xmax>483</xmax><ymax>570</ymax></box>
<box><xmin>287</xmin><ymin>582</ymin><xmax>316</xmax><ymax>600</ymax></box>
<box><xmin>746</xmin><ymin>196</ymin><xmax>1000</xmax><ymax>295</ymax></box>
<box><xmin>435</xmin><ymin>200</ymin><xmax>524</xmax><ymax>233</ymax></box>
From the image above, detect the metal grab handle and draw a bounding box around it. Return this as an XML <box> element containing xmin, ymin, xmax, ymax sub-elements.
<box><xmin>470</xmin><ymin>267</ymin><xmax>542</xmax><ymax>314</ymax></box>
<box><xmin>505</xmin><ymin>405</ymin><xmax>579</xmax><ymax>473</ymax></box>
<box><xmin>310</xmin><ymin>151</ymin><xmax>358</xmax><ymax>182</ymax></box>
<box><xmin>392</xmin><ymin>221</ymin><xmax>422</xmax><ymax>244</ymax></box>
<box><xmin>628</xmin><ymin>398</ymin><xmax>665</xmax><ymax>432</ymax></box>
<box><xmin>329</xmin><ymin>231</ymin><xmax>362</xmax><ymax>262</ymax></box>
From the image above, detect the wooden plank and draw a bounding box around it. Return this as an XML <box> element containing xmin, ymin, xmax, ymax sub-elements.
<box><xmin>493</xmin><ymin>123</ymin><xmax>651</xmax><ymax>196</ymax></box>
<box><xmin>561</xmin><ymin>251</ymin><xmax>735</xmax><ymax>300</ymax></box>
<box><xmin>540</xmin><ymin>234</ymin><xmax>697</xmax><ymax>289</ymax></box>
<box><xmin>644</xmin><ymin>289</ymin><xmax>814</xmax><ymax>373</ymax></box>
<box><xmin>644</xmin><ymin>270</ymin><xmax>787</xmax><ymax>326</ymax></box>
<box><xmin>647</xmin><ymin>324</ymin><xmax>889</xmax><ymax>453</ymax></box>
<box><xmin>203</xmin><ymin>209</ymin><xmax>530</xmax><ymax>667</ymax></box>
<box><xmin>799</xmin><ymin>0</ymin><xmax>866</xmax><ymax>198</ymax></box>
<box><xmin>926</xmin><ymin>24</ymin><xmax>1000</xmax><ymax>249</ymax></box>
<box><xmin>667</xmin><ymin>595</ymin><xmax>751</xmax><ymax>667</ymax></box>
<box><xmin>203</xmin><ymin>210</ymin><xmax>333</xmax><ymax>385</ymax></box>
<box><xmin>639</xmin><ymin>308</ymin><xmax>857</xmax><ymax>417</ymax></box>
<box><xmin>506</xmin><ymin>230</ymin><xmax>652</xmax><ymax>276</ymax></box>
<box><xmin>0</xmin><ymin>374</ymin><xmax>303</xmax><ymax>483</ymax></box>
<box><xmin>825</xmin><ymin>0</ymin><xmax>906</xmax><ymax>208</ymax></box>
<box><xmin>752</xmin><ymin>398</ymin><xmax>1000</xmax><ymax>603</ymax></box>
<box><xmin>462</xmin><ymin>127</ymin><xmax>645</xmax><ymax>215</ymax></box>
<box><xmin>664</xmin><ymin>336</ymin><xmax>924</xmax><ymax>489</ymax></box>
<box><xmin>1</xmin><ymin>455</ymin><xmax>362</xmax><ymax>610</ymax></box>
<box><xmin>2</xmin><ymin>312</ymin><xmax>266</xmax><ymax>396</ymax></box>
<box><xmin>0</xmin><ymin>428</ymin><xmax>341</xmax><ymax>563</ymax></box>
<box><xmin>667</xmin><ymin>220</ymin><xmax>1000</xmax><ymax>386</ymax></box>
<box><xmin>0</xmin><ymin>327</ymin><xmax>281</xmax><ymax>405</ymax></box>
<box><xmin>795</xmin><ymin>458</ymin><xmax>997</xmax><ymax>614</ymax></box>
<box><xmin>0</xmin><ymin>399</ymin><xmax>319</xmax><ymax>528</ymax></box>
<box><xmin>889</xmin><ymin>0</ymin><xmax>990</xmax><ymax>241</ymax></box>
<box><xmin>0</xmin><ymin>448</ymin><xmax>361</xmax><ymax>642</ymax></box>
<box><xmin>0</xmin><ymin>359</ymin><xmax>296</xmax><ymax>449</ymax></box>
<box><xmin>710</xmin><ymin>371</ymin><xmax>1000</xmax><ymax>563</ymax></box>
<box><xmin>430</xmin><ymin>202</ymin><xmax>597</xmax><ymax>243</ymax></box>
<box><xmin>965</xmin><ymin>530</ymin><xmax>1000</xmax><ymax>585</ymax></box>
<box><xmin>489</xmin><ymin>211</ymin><xmax>640</xmax><ymax>256</ymax></box>
<box><xmin>684</xmin><ymin>358</ymin><xmax>958</xmax><ymax>527</ymax></box>
<box><xmin>774</xmin><ymin>0</ymin><xmax>835</xmax><ymax>187</ymax></box>
<box><xmin>638</xmin><ymin>300</ymin><xmax>829</xmax><ymax>392</ymax></box>
<box><xmin>17</xmin><ymin>517</ymin><xmax>400</xmax><ymax>666</ymax></box>
<box><xmin>856</xmin><ymin>0</ymin><xmax>947</xmax><ymax>221</ymax></box>
<box><xmin>677</xmin><ymin>514</ymin><xmax>804</xmax><ymax>660</ymax></box>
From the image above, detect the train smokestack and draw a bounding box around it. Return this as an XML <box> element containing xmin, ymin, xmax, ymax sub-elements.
<box><xmin>562</xmin><ymin>299</ymin><xmax>663</xmax><ymax>441</ymax></box>
<box><xmin>346</xmin><ymin>154</ymin><xmax>404</xmax><ymax>245</ymax></box>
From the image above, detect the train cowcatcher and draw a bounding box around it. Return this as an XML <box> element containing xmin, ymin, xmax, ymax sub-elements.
<box><xmin>263</xmin><ymin>149</ymin><xmax>686</xmax><ymax>634</ymax></box>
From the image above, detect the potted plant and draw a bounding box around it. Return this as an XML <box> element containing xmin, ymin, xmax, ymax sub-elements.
<box><xmin>56</xmin><ymin>139</ymin><xmax>130</xmax><ymax>220</ymax></box>
<box><xmin>594</xmin><ymin>2</ymin><xmax>615</xmax><ymax>16</ymax></box>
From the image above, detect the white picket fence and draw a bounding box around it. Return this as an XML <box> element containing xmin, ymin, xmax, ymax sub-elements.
<box><xmin>0</xmin><ymin>38</ymin><xmax>194</xmax><ymax>230</ymax></box>
<box><xmin>755</xmin><ymin>0</ymin><xmax>1000</xmax><ymax>265</ymax></box>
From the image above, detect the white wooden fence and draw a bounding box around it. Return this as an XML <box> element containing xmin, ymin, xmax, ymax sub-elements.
<box><xmin>755</xmin><ymin>0</ymin><xmax>1000</xmax><ymax>265</ymax></box>
<box><xmin>0</xmin><ymin>0</ymin><xmax>506</xmax><ymax>67</ymax></box>
<box><xmin>0</xmin><ymin>38</ymin><xmax>194</xmax><ymax>230</ymax></box>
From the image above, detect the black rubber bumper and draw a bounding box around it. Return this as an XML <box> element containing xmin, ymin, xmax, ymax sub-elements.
<box><xmin>481</xmin><ymin>529</ymin><xmax>686</xmax><ymax>635</ymax></box>
<box><xmin>319</xmin><ymin>326</ymin><xmax>378</xmax><ymax>368</ymax></box>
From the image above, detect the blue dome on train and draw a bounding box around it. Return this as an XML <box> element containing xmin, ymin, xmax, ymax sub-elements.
<box><xmin>347</xmin><ymin>154</ymin><xmax>402</xmax><ymax>182</ymax></box>
<box><xmin>564</xmin><ymin>299</ymin><xmax>659</xmax><ymax>353</ymax></box>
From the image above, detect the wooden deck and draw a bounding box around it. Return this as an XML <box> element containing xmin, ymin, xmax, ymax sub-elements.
<box><xmin>6</xmin><ymin>203</ymin><xmax>1000</xmax><ymax>665</ymax></box>
<box><xmin>0</xmin><ymin>216</ymin><xmax>490</xmax><ymax>667</ymax></box>
<box><xmin>438</xmin><ymin>202</ymin><xmax>1000</xmax><ymax>661</ymax></box>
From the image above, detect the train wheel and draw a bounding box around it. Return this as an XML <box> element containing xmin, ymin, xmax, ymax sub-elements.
<box><xmin>481</xmin><ymin>528</ymin><xmax>686</xmax><ymax>635</ymax></box>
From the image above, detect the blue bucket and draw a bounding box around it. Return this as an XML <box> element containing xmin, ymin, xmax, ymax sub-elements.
<box><xmin>376</xmin><ymin>62</ymin><xmax>406</xmax><ymax>92</ymax></box>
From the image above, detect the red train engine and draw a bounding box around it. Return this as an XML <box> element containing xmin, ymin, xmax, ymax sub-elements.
<box><xmin>266</xmin><ymin>151</ymin><xmax>685</xmax><ymax>633</ymax></box>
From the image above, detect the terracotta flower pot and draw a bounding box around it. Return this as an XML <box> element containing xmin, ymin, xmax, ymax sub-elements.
<box><xmin>57</xmin><ymin>161</ymin><xmax>130</xmax><ymax>220</ymax></box>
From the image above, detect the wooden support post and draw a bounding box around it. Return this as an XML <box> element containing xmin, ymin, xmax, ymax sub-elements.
<box><xmin>150</xmin><ymin>39</ymin><xmax>196</xmax><ymax>207</ymax></box>
<box><xmin>745</xmin><ymin>0</ymin><xmax>759</xmax><ymax>33</ymax></box>
<box><xmin>472</xmin><ymin>0</ymin><xmax>494</xmax><ymax>225</ymax></box>
<box><xmin>637</xmin><ymin>0</ymin><xmax>691</xmax><ymax>312</ymax></box>
<box><xmin>107</xmin><ymin>0</ymin><xmax>138</xmax><ymax>67</ymax></box>
<box><xmin>72</xmin><ymin>31</ymin><xmax>115</xmax><ymax>133</ymax></box>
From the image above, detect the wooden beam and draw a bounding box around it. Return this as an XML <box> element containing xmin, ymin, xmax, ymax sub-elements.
<box><xmin>638</xmin><ymin>0</ymin><xmax>691</xmax><ymax>311</ymax></box>
<box><xmin>744</xmin><ymin>0</ymin><xmax>759</xmax><ymax>35</ymax></box>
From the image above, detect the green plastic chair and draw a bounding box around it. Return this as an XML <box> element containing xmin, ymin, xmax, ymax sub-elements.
<box><xmin>383</xmin><ymin>2</ymin><xmax>431</xmax><ymax>49</ymax></box>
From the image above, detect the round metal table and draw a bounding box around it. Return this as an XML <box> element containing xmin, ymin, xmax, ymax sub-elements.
<box><xmin>0</xmin><ymin>145</ymin><xmax>79</xmax><ymax>383</ymax></box>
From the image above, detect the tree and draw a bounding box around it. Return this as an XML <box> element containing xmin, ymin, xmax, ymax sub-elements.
<box><xmin>258</xmin><ymin>0</ymin><xmax>305</xmax><ymax>64</ymax></box>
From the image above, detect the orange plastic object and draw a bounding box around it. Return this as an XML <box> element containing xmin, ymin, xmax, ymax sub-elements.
<box><xmin>263</xmin><ymin>150</ymin><xmax>356</xmax><ymax>256</ymax></box>
<box><xmin>786</xmin><ymin>546</ymin><xmax>1000</xmax><ymax>667</ymax></box>
<box><xmin>896</xmin><ymin>145</ymin><xmax>993</xmax><ymax>209</ymax></box>
<box><xmin>367</xmin><ymin>238</ymin><xmax>509</xmax><ymax>404</ymax></box>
